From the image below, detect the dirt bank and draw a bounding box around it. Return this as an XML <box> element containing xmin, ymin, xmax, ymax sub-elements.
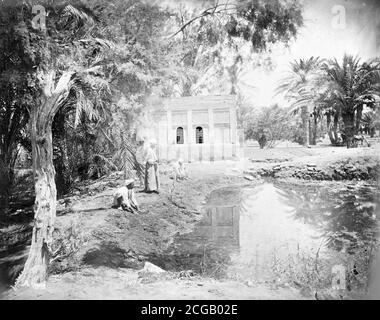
<box><xmin>244</xmin><ymin>145</ymin><xmax>380</xmax><ymax>181</ymax></box>
<box><xmin>3</xmin><ymin>144</ymin><xmax>379</xmax><ymax>300</ymax></box>
<box><xmin>48</xmin><ymin>170</ymin><xmax>250</xmax><ymax>275</ymax></box>
<box><xmin>2</xmin><ymin>165</ymin><xmax>257</xmax><ymax>299</ymax></box>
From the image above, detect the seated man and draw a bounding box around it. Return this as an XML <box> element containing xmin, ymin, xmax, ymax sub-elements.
<box><xmin>112</xmin><ymin>178</ymin><xmax>139</xmax><ymax>213</ymax></box>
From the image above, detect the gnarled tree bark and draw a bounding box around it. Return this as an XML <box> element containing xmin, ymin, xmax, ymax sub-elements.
<box><xmin>16</xmin><ymin>71</ymin><xmax>73</xmax><ymax>288</ymax></box>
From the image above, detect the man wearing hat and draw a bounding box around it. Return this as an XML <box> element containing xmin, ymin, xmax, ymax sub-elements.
<box><xmin>112</xmin><ymin>178</ymin><xmax>139</xmax><ymax>213</ymax></box>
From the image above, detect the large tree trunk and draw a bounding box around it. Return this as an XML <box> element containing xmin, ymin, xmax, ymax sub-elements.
<box><xmin>342</xmin><ymin>111</ymin><xmax>356</xmax><ymax>148</ymax></box>
<box><xmin>15</xmin><ymin>98</ymin><xmax>57</xmax><ymax>287</ymax></box>
<box><xmin>355</xmin><ymin>104</ymin><xmax>363</xmax><ymax>134</ymax></box>
<box><xmin>16</xmin><ymin>71</ymin><xmax>72</xmax><ymax>288</ymax></box>
<box><xmin>300</xmin><ymin>105</ymin><xmax>310</xmax><ymax>147</ymax></box>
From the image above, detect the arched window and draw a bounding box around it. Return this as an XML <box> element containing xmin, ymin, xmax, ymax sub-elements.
<box><xmin>196</xmin><ymin>126</ymin><xmax>203</xmax><ymax>144</ymax></box>
<box><xmin>176</xmin><ymin>127</ymin><xmax>184</xmax><ymax>144</ymax></box>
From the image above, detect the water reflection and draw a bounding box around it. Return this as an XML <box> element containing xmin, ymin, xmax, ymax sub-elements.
<box><xmin>148</xmin><ymin>181</ymin><xmax>379</xmax><ymax>293</ymax></box>
<box><xmin>274</xmin><ymin>182</ymin><xmax>379</xmax><ymax>253</ymax></box>
<box><xmin>197</xmin><ymin>206</ymin><xmax>240</xmax><ymax>247</ymax></box>
<box><xmin>231</xmin><ymin>183</ymin><xmax>323</xmax><ymax>282</ymax></box>
<box><xmin>146</xmin><ymin>204</ymin><xmax>240</xmax><ymax>278</ymax></box>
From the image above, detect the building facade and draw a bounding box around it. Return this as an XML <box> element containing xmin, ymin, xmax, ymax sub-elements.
<box><xmin>152</xmin><ymin>95</ymin><xmax>238</xmax><ymax>162</ymax></box>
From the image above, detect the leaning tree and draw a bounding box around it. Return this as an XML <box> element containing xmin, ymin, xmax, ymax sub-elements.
<box><xmin>9</xmin><ymin>0</ymin><xmax>101</xmax><ymax>287</ymax></box>
<box><xmin>14</xmin><ymin>0</ymin><xmax>163</xmax><ymax>287</ymax></box>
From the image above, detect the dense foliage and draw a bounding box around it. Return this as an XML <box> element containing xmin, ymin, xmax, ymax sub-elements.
<box><xmin>243</xmin><ymin>104</ymin><xmax>305</xmax><ymax>148</ymax></box>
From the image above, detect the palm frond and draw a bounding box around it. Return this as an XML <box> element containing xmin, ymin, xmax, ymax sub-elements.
<box><xmin>62</xmin><ymin>4</ymin><xmax>97</xmax><ymax>29</ymax></box>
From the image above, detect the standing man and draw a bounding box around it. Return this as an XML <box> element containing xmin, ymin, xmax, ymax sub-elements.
<box><xmin>136</xmin><ymin>139</ymin><xmax>147</xmax><ymax>191</ymax></box>
<box><xmin>144</xmin><ymin>139</ymin><xmax>160</xmax><ymax>194</ymax></box>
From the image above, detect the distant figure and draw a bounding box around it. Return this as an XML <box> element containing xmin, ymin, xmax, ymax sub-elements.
<box><xmin>144</xmin><ymin>140</ymin><xmax>160</xmax><ymax>194</ymax></box>
<box><xmin>171</xmin><ymin>158</ymin><xmax>189</xmax><ymax>181</ymax></box>
<box><xmin>258</xmin><ymin>134</ymin><xmax>267</xmax><ymax>149</ymax></box>
<box><xmin>113</xmin><ymin>178</ymin><xmax>139</xmax><ymax>213</ymax></box>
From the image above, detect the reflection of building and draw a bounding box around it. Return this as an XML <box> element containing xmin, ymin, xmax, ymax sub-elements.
<box><xmin>190</xmin><ymin>205</ymin><xmax>240</xmax><ymax>247</ymax></box>
<box><xmin>152</xmin><ymin>95</ymin><xmax>238</xmax><ymax>162</ymax></box>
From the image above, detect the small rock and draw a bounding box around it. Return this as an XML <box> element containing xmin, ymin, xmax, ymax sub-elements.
<box><xmin>244</xmin><ymin>175</ymin><xmax>255</xmax><ymax>181</ymax></box>
<box><xmin>141</xmin><ymin>262</ymin><xmax>166</xmax><ymax>274</ymax></box>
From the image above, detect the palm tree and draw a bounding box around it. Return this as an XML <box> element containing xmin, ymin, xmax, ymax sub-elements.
<box><xmin>276</xmin><ymin>57</ymin><xmax>324</xmax><ymax>147</ymax></box>
<box><xmin>361</xmin><ymin>110</ymin><xmax>380</xmax><ymax>137</ymax></box>
<box><xmin>322</xmin><ymin>55</ymin><xmax>380</xmax><ymax>148</ymax></box>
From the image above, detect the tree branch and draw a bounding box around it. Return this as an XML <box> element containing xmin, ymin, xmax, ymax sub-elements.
<box><xmin>168</xmin><ymin>3</ymin><xmax>236</xmax><ymax>39</ymax></box>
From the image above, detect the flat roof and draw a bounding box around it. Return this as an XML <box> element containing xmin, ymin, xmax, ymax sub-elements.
<box><xmin>162</xmin><ymin>95</ymin><xmax>236</xmax><ymax>111</ymax></box>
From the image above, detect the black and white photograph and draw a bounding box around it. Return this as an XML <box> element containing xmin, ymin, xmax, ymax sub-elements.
<box><xmin>0</xmin><ymin>0</ymin><xmax>379</xmax><ymax>303</ymax></box>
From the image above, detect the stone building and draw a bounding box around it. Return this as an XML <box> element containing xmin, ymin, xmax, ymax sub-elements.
<box><xmin>152</xmin><ymin>95</ymin><xmax>238</xmax><ymax>162</ymax></box>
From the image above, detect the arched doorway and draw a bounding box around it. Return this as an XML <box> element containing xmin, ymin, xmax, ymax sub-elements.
<box><xmin>176</xmin><ymin>127</ymin><xmax>184</xmax><ymax>144</ymax></box>
<box><xmin>196</xmin><ymin>126</ymin><xmax>203</xmax><ymax>144</ymax></box>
